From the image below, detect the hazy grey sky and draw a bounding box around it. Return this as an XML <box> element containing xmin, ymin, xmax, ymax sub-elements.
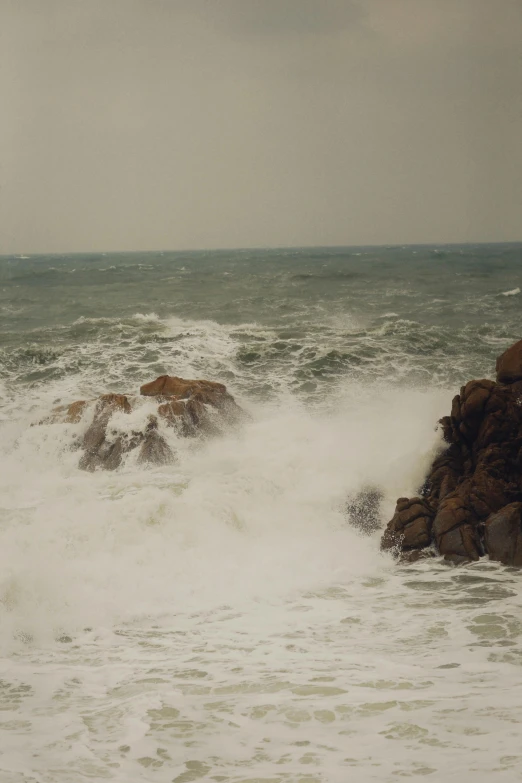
<box><xmin>2</xmin><ymin>0</ymin><xmax>521</xmax><ymax>253</ymax></box>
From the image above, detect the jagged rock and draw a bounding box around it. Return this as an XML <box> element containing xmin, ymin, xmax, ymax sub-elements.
<box><xmin>79</xmin><ymin>394</ymin><xmax>135</xmax><ymax>471</ymax></box>
<box><xmin>62</xmin><ymin>400</ymin><xmax>89</xmax><ymax>423</ymax></box>
<box><xmin>140</xmin><ymin>375</ymin><xmax>229</xmax><ymax>404</ymax></box>
<box><xmin>381</xmin><ymin>497</ymin><xmax>433</xmax><ymax>551</ymax></box>
<box><xmin>399</xmin><ymin>549</ymin><xmax>437</xmax><ymax>564</ymax></box>
<box><xmin>137</xmin><ymin>416</ymin><xmax>174</xmax><ymax>466</ymax></box>
<box><xmin>496</xmin><ymin>339</ymin><xmax>522</xmax><ymax>384</ymax></box>
<box><xmin>44</xmin><ymin>375</ymin><xmax>242</xmax><ymax>471</ymax></box>
<box><xmin>40</xmin><ymin>399</ymin><xmax>89</xmax><ymax>425</ymax></box>
<box><xmin>381</xmin><ymin>340</ymin><xmax>522</xmax><ymax>566</ymax></box>
<box><xmin>142</xmin><ymin>374</ymin><xmax>243</xmax><ymax>434</ymax></box>
<box><xmin>484</xmin><ymin>503</ymin><xmax>522</xmax><ymax>566</ymax></box>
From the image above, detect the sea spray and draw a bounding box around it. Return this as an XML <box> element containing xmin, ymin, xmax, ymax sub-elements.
<box><xmin>0</xmin><ymin>383</ymin><xmax>447</xmax><ymax>648</ymax></box>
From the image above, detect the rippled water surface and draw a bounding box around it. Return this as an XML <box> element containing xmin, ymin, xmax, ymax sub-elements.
<box><xmin>1</xmin><ymin>244</ymin><xmax>522</xmax><ymax>781</ymax></box>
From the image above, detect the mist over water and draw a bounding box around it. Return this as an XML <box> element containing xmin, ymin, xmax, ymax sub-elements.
<box><xmin>1</xmin><ymin>244</ymin><xmax>522</xmax><ymax>781</ymax></box>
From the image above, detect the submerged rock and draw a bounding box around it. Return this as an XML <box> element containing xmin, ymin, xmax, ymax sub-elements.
<box><xmin>41</xmin><ymin>399</ymin><xmax>89</xmax><ymax>425</ymax></box>
<box><xmin>46</xmin><ymin>375</ymin><xmax>242</xmax><ymax>471</ymax></box>
<box><xmin>381</xmin><ymin>339</ymin><xmax>522</xmax><ymax>566</ymax></box>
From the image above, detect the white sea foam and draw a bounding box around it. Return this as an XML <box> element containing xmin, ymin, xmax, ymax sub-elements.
<box><xmin>2</xmin><ymin>295</ymin><xmax>522</xmax><ymax>780</ymax></box>
<box><xmin>0</xmin><ymin>383</ymin><xmax>447</xmax><ymax>648</ymax></box>
<box><xmin>131</xmin><ymin>311</ymin><xmax>161</xmax><ymax>322</ymax></box>
<box><xmin>2</xmin><ymin>377</ymin><xmax>521</xmax><ymax>781</ymax></box>
<box><xmin>501</xmin><ymin>287</ymin><xmax>520</xmax><ymax>296</ymax></box>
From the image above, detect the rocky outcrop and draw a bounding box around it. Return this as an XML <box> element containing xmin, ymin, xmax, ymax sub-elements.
<box><xmin>484</xmin><ymin>503</ymin><xmax>522</xmax><ymax>566</ymax></box>
<box><xmin>143</xmin><ymin>375</ymin><xmax>243</xmax><ymax>436</ymax></box>
<box><xmin>78</xmin><ymin>394</ymin><xmax>136</xmax><ymax>472</ymax></box>
<box><xmin>46</xmin><ymin>375</ymin><xmax>242</xmax><ymax>471</ymax></box>
<box><xmin>496</xmin><ymin>341</ymin><xmax>522</xmax><ymax>384</ymax></box>
<box><xmin>382</xmin><ymin>339</ymin><xmax>522</xmax><ymax>566</ymax></box>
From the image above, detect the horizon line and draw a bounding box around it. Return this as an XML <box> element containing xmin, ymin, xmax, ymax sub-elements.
<box><xmin>1</xmin><ymin>239</ymin><xmax>522</xmax><ymax>258</ymax></box>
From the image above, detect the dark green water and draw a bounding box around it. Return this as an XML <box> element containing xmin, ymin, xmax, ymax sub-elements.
<box><xmin>1</xmin><ymin>243</ymin><xmax>521</xmax><ymax>400</ymax></box>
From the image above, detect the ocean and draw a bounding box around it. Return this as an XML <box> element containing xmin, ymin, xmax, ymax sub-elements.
<box><xmin>1</xmin><ymin>243</ymin><xmax>522</xmax><ymax>782</ymax></box>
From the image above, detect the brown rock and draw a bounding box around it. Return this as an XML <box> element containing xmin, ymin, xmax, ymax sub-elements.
<box><xmin>142</xmin><ymin>374</ymin><xmax>243</xmax><ymax>431</ymax></box>
<box><xmin>496</xmin><ymin>339</ymin><xmax>522</xmax><ymax>384</ymax></box>
<box><xmin>439</xmin><ymin>523</ymin><xmax>481</xmax><ymax>561</ymax></box>
<box><xmin>381</xmin><ymin>338</ymin><xmax>522</xmax><ymax>565</ymax></box>
<box><xmin>157</xmin><ymin>399</ymin><xmax>187</xmax><ymax>420</ymax></box>
<box><xmin>40</xmin><ymin>399</ymin><xmax>89</xmax><ymax>425</ymax></box>
<box><xmin>140</xmin><ymin>375</ymin><xmax>227</xmax><ymax>404</ymax></box>
<box><xmin>458</xmin><ymin>380</ymin><xmax>495</xmax><ymax>442</ymax></box>
<box><xmin>157</xmin><ymin>398</ymin><xmax>197</xmax><ymax>436</ymax></box>
<box><xmin>484</xmin><ymin>503</ymin><xmax>522</xmax><ymax>566</ymax></box>
<box><xmin>381</xmin><ymin>497</ymin><xmax>433</xmax><ymax>551</ymax></box>
<box><xmin>63</xmin><ymin>400</ymin><xmax>88</xmax><ymax>423</ymax></box>
<box><xmin>137</xmin><ymin>417</ymin><xmax>174</xmax><ymax>466</ymax></box>
<box><xmin>79</xmin><ymin>394</ymin><xmax>133</xmax><ymax>471</ymax></box>
<box><xmin>460</xmin><ymin>380</ymin><xmax>494</xmax><ymax>417</ymax></box>
<box><xmin>41</xmin><ymin>375</ymin><xmax>242</xmax><ymax>471</ymax></box>
<box><xmin>399</xmin><ymin>549</ymin><xmax>437</xmax><ymax>564</ymax></box>
<box><xmin>432</xmin><ymin>492</ymin><xmax>472</xmax><ymax>540</ymax></box>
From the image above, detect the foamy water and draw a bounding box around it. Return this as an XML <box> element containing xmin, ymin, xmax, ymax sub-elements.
<box><xmin>1</xmin><ymin>246</ymin><xmax>522</xmax><ymax>781</ymax></box>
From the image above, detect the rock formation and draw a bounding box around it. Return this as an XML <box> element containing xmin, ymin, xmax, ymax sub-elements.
<box><xmin>45</xmin><ymin>375</ymin><xmax>242</xmax><ymax>471</ymax></box>
<box><xmin>381</xmin><ymin>339</ymin><xmax>522</xmax><ymax>566</ymax></box>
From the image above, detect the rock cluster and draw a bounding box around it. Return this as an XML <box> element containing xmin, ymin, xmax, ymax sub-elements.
<box><xmin>47</xmin><ymin>375</ymin><xmax>242</xmax><ymax>471</ymax></box>
<box><xmin>381</xmin><ymin>339</ymin><xmax>522</xmax><ymax>566</ymax></box>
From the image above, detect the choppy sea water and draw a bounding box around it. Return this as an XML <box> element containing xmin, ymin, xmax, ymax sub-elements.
<box><xmin>1</xmin><ymin>244</ymin><xmax>522</xmax><ymax>782</ymax></box>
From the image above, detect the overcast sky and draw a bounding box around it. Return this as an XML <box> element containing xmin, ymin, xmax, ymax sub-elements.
<box><xmin>2</xmin><ymin>0</ymin><xmax>521</xmax><ymax>253</ymax></box>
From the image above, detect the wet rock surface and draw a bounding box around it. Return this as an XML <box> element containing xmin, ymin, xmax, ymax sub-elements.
<box><xmin>45</xmin><ymin>375</ymin><xmax>242</xmax><ymax>471</ymax></box>
<box><xmin>381</xmin><ymin>339</ymin><xmax>522</xmax><ymax>566</ymax></box>
<box><xmin>496</xmin><ymin>339</ymin><xmax>522</xmax><ymax>384</ymax></box>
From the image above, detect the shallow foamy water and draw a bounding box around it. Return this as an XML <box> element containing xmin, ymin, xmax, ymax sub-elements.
<box><xmin>2</xmin><ymin>390</ymin><xmax>522</xmax><ymax>781</ymax></box>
